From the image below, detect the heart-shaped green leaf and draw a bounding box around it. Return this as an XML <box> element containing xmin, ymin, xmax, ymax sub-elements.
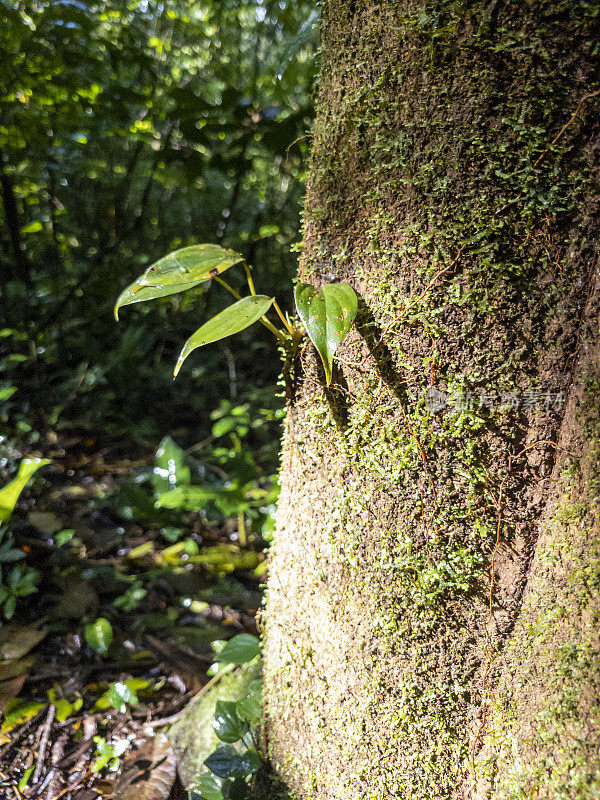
<box><xmin>114</xmin><ymin>245</ymin><xmax>244</xmax><ymax>319</ymax></box>
<box><xmin>213</xmin><ymin>700</ymin><xmax>248</xmax><ymax>743</ymax></box>
<box><xmin>204</xmin><ymin>745</ymin><xmax>247</xmax><ymax>779</ymax></box>
<box><xmin>217</xmin><ymin>634</ymin><xmax>261</xmax><ymax>665</ymax></box>
<box><xmin>174</xmin><ymin>296</ymin><xmax>273</xmax><ymax>377</ymax></box>
<box><xmin>294</xmin><ymin>282</ymin><xmax>358</xmax><ymax>385</ymax></box>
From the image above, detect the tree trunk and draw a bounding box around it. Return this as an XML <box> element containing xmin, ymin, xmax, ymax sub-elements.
<box><xmin>264</xmin><ymin>2</ymin><xmax>600</xmax><ymax>798</ymax></box>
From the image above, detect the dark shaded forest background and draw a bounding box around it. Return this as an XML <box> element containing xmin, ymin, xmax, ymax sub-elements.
<box><xmin>1</xmin><ymin>0</ymin><xmax>315</xmax><ymax>455</ymax></box>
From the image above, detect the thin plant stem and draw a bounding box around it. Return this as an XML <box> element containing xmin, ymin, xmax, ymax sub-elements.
<box><xmin>243</xmin><ymin>262</ymin><xmax>257</xmax><ymax>296</ymax></box>
<box><xmin>272</xmin><ymin>299</ymin><xmax>295</xmax><ymax>335</ymax></box>
<box><xmin>214</xmin><ymin>275</ymin><xmax>241</xmax><ymax>301</ymax></box>
<box><xmin>214</xmin><ymin>275</ymin><xmax>287</xmax><ymax>343</ymax></box>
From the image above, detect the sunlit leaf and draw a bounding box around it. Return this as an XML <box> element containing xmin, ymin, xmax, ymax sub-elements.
<box><xmin>114</xmin><ymin>245</ymin><xmax>244</xmax><ymax>319</ymax></box>
<box><xmin>217</xmin><ymin>634</ymin><xmax>260</xmax><ymax>666</ymax></box>
<box><xmin>0</xmin><ymin>458</ymin><xmax>50</xmax><ymax>524</ymax></box>
<box><xmin>85</xmin><ymin>617</ymin><xmax>113</xmax><ymax>655</ymax></box>
<box><xmin>174</xmin><ymin>296</ymin><xmax>274</xmax><ymax>377</ymax></box>
<box><xmin>213</xmin><ymin>700</ymin><xmax>248</xmax><ymax>743</ymax></box>
<box><xmin>236</xmin><ymin>680</ymin><xmax>262</xmax><ymax>724</ymax></box>
<box><xmin>48</xmin><ymin>689</ymin><xmax>83</xmax><ymax>722</ymax></box>
<box><xmin>294</xmin><ymin>282</ymin><xmax>358</xmax><ymax>385</ymax></box>
<box><xmin>108</xmin><ymin>681</ymin><xmax>140</xmax><ymax>713</ymax></box>
<box><xmin>0</xmin><ymin>698</ymin><xmax>46</xmax><ymax>741</ymax></box>
<box><xmin>153</xmin><ymin>436</ymin><xmax>190</xmax><ymax>495</ymax></box>
<box><xmin>194</xmin><ymin>772</ymin><xmax>227</xmax><ymax>800</ymax></box>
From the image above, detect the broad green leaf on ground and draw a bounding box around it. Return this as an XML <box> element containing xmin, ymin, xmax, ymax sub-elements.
<box><xmin>48</xmin><ymin>689</ymin><xmax>83</xmax><ymax>722</ymax></box>
<box><xmin>114</xmin><ymin>245</ymin><xmax>244</xmax><ymax>318</ymax></box>
<box><xmin>0</xmin><ymin>458</ymin><xmax>50</xmax><ymax>524</ymax></box>
<box><xmin>94</xmin><ymin>679</ymin><xmax>150</xmax><ymax>712</ymax></box>
<box><xmin>217</xmin><ymin>635</ymin><xmax>260</xmax><ymax>666</ymax></box>
<box><xmin>156</xmin><ymin>485</ymin><xmax>249</xmax><ymax>517</ymax></box>
<box><xmin>153</xmin><ymin>436</ymin><xmax>191</xmax><ymax>495</ymax></box>
<box><xmin>213</xmin><ymin>700</ymin><xmax>248</xmax><ymax>743</ymax></box>
<box><xmin>85</xmin><ymin>617</ymin><xmax>113</xmax><ymax>655</ymax></box>
<box><xmin>294</xmin><ymin>282</ymin><xmax>358</xmax><ymax>385</ymax></box>
<box><xmin>0</xmin><ymin>698</ymin><xmax>47</xmax><ymax>743</ymax></box>
<box><xmin>174</xmin><ymin>296</ymin><xmax>274</xmax><ymax>377</ymax></box>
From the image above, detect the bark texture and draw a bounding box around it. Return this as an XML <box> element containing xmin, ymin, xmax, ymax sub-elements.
<box><xmin>264</xmin><ymin>2</ymin><xmax>600</xmax><ymax>798</ymax></box>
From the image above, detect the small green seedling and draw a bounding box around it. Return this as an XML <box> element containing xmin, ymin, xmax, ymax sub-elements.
<box><xmin>115</xmin><ymin>244</ymin><xmax>358</xmax><ymax>386</ymax></box>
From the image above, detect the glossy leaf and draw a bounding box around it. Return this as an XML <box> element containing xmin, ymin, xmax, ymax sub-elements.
<box><xmin>294</xmin><ymin>282</ymin><xmax>358</xmax><ymax>385</ymax></box>
<box><xmin>236</xmin><ymin>680</ymin><xmax>262</xmax><ymax>724</ymax></box>
<box><xmin>85</xmin><ymin>617</ymin><xmax>113</xmax><ymax>655</ymax></box>
<box><xmin>108</xmin><ymin>681</ymin><xmax>140</xmax><ymax>713</ymax></box>
<box><xmin>204</xmin><ymin>745</ymin><xmax>246</xmax><ymax>779</ymax></box>
<box><xmin>213</xmin><ymin>700</ymin><xmax>248</xmax><ymax>743</ymax></box>
<box><xmin>174</xmin><ymin>296</ymin><xmax>274</xmax><ymax>377</ymax></box>
<box><xmin>0</xmin><ymin>458</ymin><xmax>50</xmax><ymax>524</ymax></box>
<box><xmin>239</xmin><ymin>749</ymin><xmax>262</xmax><ymax>775</ymax></box>
<box><xmin>194</xmin><ymin>772</ymin><xmax>227</xmax><ymax>800</ymax></box>
<box><xmin>153</xmin><ymin>436</ymin><xmax>190</xmax><ymax>495</ymax></box>
<box><xmin>217</xmin><ymin>634</ymin><xmax>260</xmax><ymax>666</ymax></box>
<box><xmin>114</xmin><ymin>245</ymin><xmax>244</xmax><ymax>319</ymax></box>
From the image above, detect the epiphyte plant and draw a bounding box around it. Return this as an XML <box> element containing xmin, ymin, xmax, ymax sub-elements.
<box><xmin>114</xmin><ymin>244</ymin><xmax>358</xmax><ymax>385</ymax></box>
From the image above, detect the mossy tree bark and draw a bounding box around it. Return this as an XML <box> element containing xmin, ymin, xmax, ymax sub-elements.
<box><xmin>264</xmin><ymin>2</ymin><xmax>600</xmax><ymax>798</ymax></box>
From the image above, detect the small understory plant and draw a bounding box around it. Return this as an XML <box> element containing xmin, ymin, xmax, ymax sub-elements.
<box><xmin>192</xmin><ymin>633</ymin><xmax>263</xmax><ymax>800</ymax></box>
<box><xmin>115</xmin><ymin>244</ymin><xmax>358</xmax><ymax>386</ymax></box>
<box><xmin>0</xmin><ymin>458</ymin><xmax>49</xmax><ymax>618</ymax></box>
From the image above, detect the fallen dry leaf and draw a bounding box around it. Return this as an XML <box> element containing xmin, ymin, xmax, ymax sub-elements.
<box><xmin>112</xmin><ymin>733</ymin><xmax>176</xmax><ymax>800</ymax></box>
<box><xmin>0</xmin><ymin>624</ymin><xmax>46</xmax><ymax>660</ymax></box>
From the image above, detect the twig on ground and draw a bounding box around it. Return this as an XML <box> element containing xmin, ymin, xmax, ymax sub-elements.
<box><xmin>45</xmin><ymin>733</ymin><xmax>67</xmax><ymax>800</ymax></box>
<box><xmin>32</xmin><ymin>705</ymin><xmax>55</xmax><ymax>786</ymax></box>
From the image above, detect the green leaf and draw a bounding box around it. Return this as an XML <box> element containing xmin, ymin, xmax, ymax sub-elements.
<box><xmin>213</xmin><ymin>700</ymin><xmax>248</xmax><ymax>743</ymax></box>
<box><xmin>174</xmin><ymin>296</ymin><xmax>274</xmax><ymax>377</ymax></box>
<box><xmin>153</xmin><ymin>436</ymin><xmax>191</xmax><ymax>495</ymax></box>
<box><xmin>228</xmin><ymin>778</ymin><xmax>250</xmax><ymax>800</ymax></box>
<box><xmin>0</xmin><ymin>699</ymin><xmax>46</xmax><ymax>740</ymax></box>
<box><xmin>84</xmin><ymin>617</ymin><xmax>113</xmax><ymax>655</ymax></box>
<box><xmin>239</xmin><ymin>749</ymin><xmax>262</xmax><ymax>775</ymax></box>
<box><xmin>0</xmin><ymin>458</ymin><xmax>50</xmax><ymax>524</ymax></box>
<box><xmin>217</xmin><ymin>634</ymin><xmax>260</xmax><ymax>666</ymax></box>
<box><xmin>294</xmin><ymin>282</ymin><xmax>358</xmax><ymax>385</ymax></box>
<box><xmin>108</xmin><ymin>681</ymin><xmax>139</xmax><ymax>713</ymax></box>
<box><xmin>20</xmin><ymin>221</ymin><xmax>43</xmax><ymax>234</ymax></box>
<box><xmin>114</xmin><ymin>245</ymin><xmax>244</xmax><ymax>318</ymax></box>
<box><xmin>204</xmin><ymin>745</ymin><xmax>246</xmax><ymax>779</ymax></box>
<box><xmin>195</xmin><ymin>771</ymin><xmax>227</xmax><ymax>800</ymax></box>
<box><xmin>236</xmin><ymin>680</ymin><xmax>262</xmax><ymax>724</ymax></box>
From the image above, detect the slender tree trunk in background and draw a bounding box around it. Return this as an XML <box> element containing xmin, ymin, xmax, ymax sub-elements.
<box><xmin>264</xmin><ymin>2</ymin><xmax>600</xmax><ymax>798</ymax></box>
<box><xmin>0</xmin><ymin>148</ymin><xmax>31</xmax><ymax>284</ymax></box>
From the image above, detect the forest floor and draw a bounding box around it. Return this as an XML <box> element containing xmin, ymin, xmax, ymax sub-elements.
<box><xmin>0</xmin><ymin>436</ymin><xmax>265</xmax><ymax>800</ymax></box>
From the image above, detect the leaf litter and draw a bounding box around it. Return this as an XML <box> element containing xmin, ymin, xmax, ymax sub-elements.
<box><xmin>0</xmin><ymin>437</ymin><xmax>265</xmax><ymax>799</ymax></box>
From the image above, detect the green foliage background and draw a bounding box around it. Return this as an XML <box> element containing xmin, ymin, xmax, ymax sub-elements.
<box><xmin>0</xmin><ymin>0</ymin><xmax>317</xmax><ymax>451</ymax></box>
